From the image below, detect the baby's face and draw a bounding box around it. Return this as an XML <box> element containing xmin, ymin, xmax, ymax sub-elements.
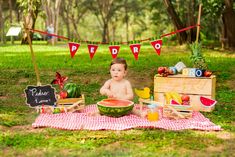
<box><xmin>110</xmin><ymin>63</ymin><xmax>127</xmax><ymax>81</ymax></box>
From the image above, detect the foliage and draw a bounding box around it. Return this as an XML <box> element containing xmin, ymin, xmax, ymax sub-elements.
<box><xmin>17</xmin><ymin>0</ymin><xmax>42</xmax><ymax>15</ymax></box>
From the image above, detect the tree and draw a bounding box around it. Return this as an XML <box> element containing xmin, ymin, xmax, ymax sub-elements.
<box><xmin>60</xmin><ymin>0</ymin><xmax>87</xmax><ymax>39</ymax></box>
<box><xmin>17</xmin><ymin>0</ymin><xmax>41</xmax><ymax>44</ymax></box>
<box><xmin>162</xmin><ymin>0</ymin><xmax>188</xmax><ymax>44</ymax></box>
<box><xmin>86</xmin><ymin>0</ymin><xmax>123</xmax><ymax>43</ymax></box>
<box><xmin>222</xmin><ymin>0</ymin><xmax>235</xmax><ymax>49</ymax></box>
<box><xmin>41</xmin><ymin>0</ymin><xmax>62</xmax><ymax>44</ymax></box>
<box><xmin>202</xmin><ymin>0</ymin><xmax>235</xmax><ymax>50</ymax></box>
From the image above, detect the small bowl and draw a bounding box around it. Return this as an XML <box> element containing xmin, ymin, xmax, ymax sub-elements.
<box><xmin>97</xmin><ymin>99</ymin><xmax>134</xmax><ymax>117</ymax></box>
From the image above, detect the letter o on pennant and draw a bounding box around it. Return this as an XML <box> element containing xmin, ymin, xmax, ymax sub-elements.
<box><xmin>155</xmin><ymin>43</ymin><xmax>161</xmax><ymax>50</ymax></box>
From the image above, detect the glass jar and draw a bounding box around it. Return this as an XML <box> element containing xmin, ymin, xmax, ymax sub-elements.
<box><xmin>147</xmin><ymin>104</ymin><xmax>159</xmax><ymax>121</ymax></box>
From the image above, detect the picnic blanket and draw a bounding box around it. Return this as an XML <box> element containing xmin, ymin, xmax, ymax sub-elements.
<box><xmin>32</xmin><ymin>105</ymin><xmax>221</xmax><ymax>131</ymax></box>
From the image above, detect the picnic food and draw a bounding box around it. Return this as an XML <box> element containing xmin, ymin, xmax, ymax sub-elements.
<box><xmin>200</xmin><ymin>96</ymin><xmax>217</xmax><ymax>107</ymax></box>
<box><xmin>63</xmin><ymin>83</ymin><xmax>81</xmax><ymax>98</ymax></box>
<box><xmin>170</xmin><ymin>99</ymin><xmax>180</xmax><ymax>105</ymax></box>
<box><xmin>204</xmin><ymin>70</ymin><xmax>212</xmax><ymax>77</ymax></box>
<box><xmin>97</xmin><ymin>99</ymin><xmax>134</xmax><ymax>117</ymax></box>
<box><xmin>165</xmin><ymin>92</ymin><xmax>182</xmax><ymax>104</ymax></box>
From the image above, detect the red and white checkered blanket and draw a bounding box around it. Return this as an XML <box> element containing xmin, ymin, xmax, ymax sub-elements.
<box><xmin>32</xmin><ymin>105</ymin><xmax>221</xmax><ymax>131</ymax></box>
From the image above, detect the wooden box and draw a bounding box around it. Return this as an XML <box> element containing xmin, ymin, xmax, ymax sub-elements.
<box><xmin>154</xmin><ymin>75</ymin><xmax>216</xmax><ymax>112</ymax></box>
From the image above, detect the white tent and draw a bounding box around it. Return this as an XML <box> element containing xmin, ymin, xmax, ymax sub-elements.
<box><xmin>6</xmin><ymin>27</ymin><xmax>21</xmax><ymax>36</ymax></box>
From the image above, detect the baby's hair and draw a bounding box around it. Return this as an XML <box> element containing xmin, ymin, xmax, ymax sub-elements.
<box><xmin>110</xmin><ymin>58</ymin><xmax>127</xmax><ymax>70</ymax></box>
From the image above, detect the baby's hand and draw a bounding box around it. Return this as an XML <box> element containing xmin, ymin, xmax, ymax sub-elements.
<box><xmin>106</xmin><ymin>90</ymin><xmax>115</xmax><ymax>98</ymax></box>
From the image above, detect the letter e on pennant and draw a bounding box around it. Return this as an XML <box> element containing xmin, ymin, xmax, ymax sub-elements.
<box><xmin>68</xmin><ymin>42</ymin><xmax>80</xmax><ymax>58</ymax></box>
<box><xmin>88</xmin><ymin>44</ymin><xmax>98</xmax><ymax>60</ymax></box>
<box><xmin>109</xmin><ymin>45</ymin><xmax>120</xmax><ymax>59</ymax></box>
<box><xmin>129</xmin><ymin>44</ymin><xmax>141</xmax><ymax>60</ymax></box>
<box><xmin>150</xmin><ymin>39</ymin><xmax>162</xmax><ymax>55</ymax></box>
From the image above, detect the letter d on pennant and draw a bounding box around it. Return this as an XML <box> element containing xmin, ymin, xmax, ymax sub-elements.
<box><xmin>109</xmin><ymin>45</ymin><xmax>120</xmax><ymax>59</ymax></box>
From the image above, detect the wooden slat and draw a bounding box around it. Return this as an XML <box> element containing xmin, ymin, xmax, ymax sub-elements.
<box><xmin>154</xmin><ymin>75</ymin><xmax>216</xmax><ymax>95</ymax></box>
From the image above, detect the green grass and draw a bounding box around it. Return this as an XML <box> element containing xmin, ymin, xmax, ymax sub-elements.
<box><xmin>0</xmin><ymin>43</ymin><xmax>235</xmax><ymax>156</ymax></box>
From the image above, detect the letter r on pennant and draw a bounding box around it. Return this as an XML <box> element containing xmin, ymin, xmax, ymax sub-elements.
<box><xmin>134</xmin><ymin>47</ymin><xmax>139</xmax><ymax>53</ymax></box>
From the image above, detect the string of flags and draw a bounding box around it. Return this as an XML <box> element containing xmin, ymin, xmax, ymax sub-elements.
<box><xmin>30</xmin><ymin>24</ymin><xmax>199</xmax><ymax>60</ymax></box>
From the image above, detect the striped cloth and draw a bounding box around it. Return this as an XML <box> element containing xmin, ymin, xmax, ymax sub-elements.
<box><xmin>32</xmin><ymin>105</ymin><xmax>221</xmax><ymax>131</ymax></box>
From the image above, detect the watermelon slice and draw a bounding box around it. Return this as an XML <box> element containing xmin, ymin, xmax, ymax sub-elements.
<box><xmin>200</xmin><ymin>96</ymin><xmax>217</xmax><ymax>107</ymax></box>
<box><xmin>170</xmin><ymin>99</ymin><xmax>180</xmax><ymax>105</ymax></box>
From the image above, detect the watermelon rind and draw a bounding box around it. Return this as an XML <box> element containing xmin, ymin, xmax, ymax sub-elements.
<box><xmin>63</xmin><ymin>83</ymin><xmax>81</xmax><ymax>98</ymax></box>
<box><xmin>200</xmin><ymin>96</ymin><xmax>217</xmax><ymax>108</ymax></box>
<box><xmin>170</xmin><ymin>99</ymin><xmax>180</xmax><ymax>105</ymax></box>
<box><xmin>97</xmin><ymin>99</ymin><xmax>134</xmax><ymax>117</ymax></box>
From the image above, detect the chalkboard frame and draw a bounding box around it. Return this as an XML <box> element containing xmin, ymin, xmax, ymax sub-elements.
<box><xmin>24</xmin><ymin>84</ymin><xmax>57</xmax><ymax>107</ymax></box>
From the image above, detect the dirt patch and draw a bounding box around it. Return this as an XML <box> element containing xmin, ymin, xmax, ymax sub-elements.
<box><xmin>0</xmin><ymin>125</ymin><xmax>47</xmax><ymax>134</ymax></box>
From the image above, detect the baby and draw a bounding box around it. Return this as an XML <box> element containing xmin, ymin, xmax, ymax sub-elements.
<box><xmin>100</xmin><ymin>58</ymin><xmax>134</xmax><ymax>100</ymax></box>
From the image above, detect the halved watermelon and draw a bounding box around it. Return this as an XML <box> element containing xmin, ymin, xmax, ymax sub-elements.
<box><xmin>97</xmin><ymin>99</ymin><xmax>134</xmax><ymax>117</ymax></box>
<box><xmin>170</xmin><ymin>99</ymin><xmax>180</xmax><ymax>105</ymax></box>
<box><xmin>200</xmin><ymin>96</ymin><xmax>217</xmax><ymax>108</ymax></box>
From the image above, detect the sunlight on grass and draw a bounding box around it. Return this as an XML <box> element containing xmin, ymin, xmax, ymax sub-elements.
<box><xmin>0</xmin><ymin>44</ymin><xmax>234</xmax><ymax>156</ymax></box>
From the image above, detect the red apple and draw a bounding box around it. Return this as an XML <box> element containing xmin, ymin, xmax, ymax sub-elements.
<box><xmin>181</xmin><ymin>95</ymin><xmax>190</xmax><ymax>102</ymax></box>
<box><xmin>204</xmin><ymin>70</ymin><xmax>212</xmax><ymax>77</ymax></box>
<box><xmin>158</xmin><ymin>67</ymin><xmax>165</xmax><ymax>74</ymax></box>
<box><xmin>60</xmin><ymin>91</ymin><xmax>68</xmax><ymax>99</ymax></box>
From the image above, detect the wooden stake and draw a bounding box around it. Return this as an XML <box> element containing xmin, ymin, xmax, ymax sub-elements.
<box><xmin>196</xmin><ymin>4</ymin><xmax>202</xmax><ymax>44</ymax></box>
<box><xmin>24</xmin><ymin>17</ymin><xmax>41</xmax><ymax>85</ymax></box>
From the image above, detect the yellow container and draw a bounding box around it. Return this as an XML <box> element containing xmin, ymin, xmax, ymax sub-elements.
<box><xmin>147</xmin><ymin>111</ymin><xmax>159</xmax><ymax>121</ymax></box>
<box><xmin>147</xmin><ymin>104</ymin><xmax>159</xmax><ymax>121</ymax></box>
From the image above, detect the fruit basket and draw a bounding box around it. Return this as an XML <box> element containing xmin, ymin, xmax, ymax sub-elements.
<box><xmin>97</xmin><ymin>99</ymin><xmax>134</xmax><ymax>117</ymax></box>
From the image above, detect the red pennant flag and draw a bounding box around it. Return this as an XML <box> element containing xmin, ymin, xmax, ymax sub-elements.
<box><xmin>68</xmin><ymin>42</ymin><xmax>80</xmax><ymax>58</ymax></box>
<box><xmin>88</xmin><ymin>44</ymin><xmax>98</xmax><ymax>60</ymax></box>
<box><xmin>130</xmin><ymin>44</ymin><xmax>141</xmax><ymax>60</ymax></box>
<box><xmin>109</xmin><ymin>45</ymin><xmax>120</xmax><ymax>59</ymax></box>
<box><xmin>150</xmin><ymin>39</ymin><xmax>162</xmax><ymax>55</ymax></box>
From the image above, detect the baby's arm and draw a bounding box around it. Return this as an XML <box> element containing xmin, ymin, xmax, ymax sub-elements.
<box><xmin>124</xmin><ymin>80</ymin><xmax>134</xmax><ymax>100</ymax></box>
<box><xmin>100</xmin><ymin>79</ymin><xmax>114</xmax><ymax>98</ymax></box>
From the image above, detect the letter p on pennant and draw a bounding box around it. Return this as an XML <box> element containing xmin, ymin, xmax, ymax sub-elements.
<box><xmin>68</xmin><ymin>42</ymin><xmax>80</xmax><ymax>58</ymax></box>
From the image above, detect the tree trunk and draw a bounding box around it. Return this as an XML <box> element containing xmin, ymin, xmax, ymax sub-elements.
<box><xmin>125</xmin><ymin>0</ymin><xmax>129</xmax><ymax>42</ymax></box>
<box><xmin>9</xmin><ymin>0</ymin><xmax>14</xmax><ymax>44</ymax></box>
<box><xmin>102</xmin><ymin>22</ymin><xmax>108</xmax><ymax>43</ymax></box>
<box><xmin>0</xmin><ymin>0</ymin><xmax>4</xmax><ymax>44</ymax></box>
<box><xmin>163</xmin><ymin>0</ymin><xmax>187</xmax><ymax>44</ymax></box>
<box><xmin>21</xmin><ymin>9</ymin><xmax>39</xmax><ymax>44</ymax></box>
<box><xmin>187</xmin><ymin>0</ymin><xmax>196</xmax><ymax>43</ymax></box>
<box><xmin>222</xmin><ymin>0</ymin><xmax>235</xmax><ymax>50</ymax></box>
<box><xmin>54</xmin><ymin>0</ymin><xmax>61</xmax><ymax>43</ymax></box>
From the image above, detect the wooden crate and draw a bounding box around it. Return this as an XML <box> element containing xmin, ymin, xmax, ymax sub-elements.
<box><xmin>154</xmin><ymin>75</ymin><xmax>216</xmax><ymax>112</ymax></box>
<box><xmin>163</xmin><ymin>104</ymin><xmax>193</xmax><ymax>119</ymax></box>
<box><xmin>57</xmin><ymin>94</ymin><xmax>85</xmax><ymax>112</ymax></box>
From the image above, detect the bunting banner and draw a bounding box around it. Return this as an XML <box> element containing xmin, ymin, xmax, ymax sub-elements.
<box><xmin>29</xmin><ymin>24</ymin><xmax>200</xmax><ymax>60</ymax></box>
<box><xmin>68</xmin><ymin>42</ymin><xmax>80</xmax><ymax>58</ymax></box>
<box><xmin>130</xmin><ymin>44</ymin><xmax>141</xmax><ymax>60</ymax></box>
<box><xmin>109</xmin><ymin>45</ymin><xmax>120</xmax><ymax>59</ymax></box>
<box><xmin>87</xmin><ymin>44</ymin><xmax>98</xmax><ymax>60</ymax></box>
<box><xmin>150</xmin><ymin>39</ymin><xmax>162</xmax><ymax>55</ymax></box>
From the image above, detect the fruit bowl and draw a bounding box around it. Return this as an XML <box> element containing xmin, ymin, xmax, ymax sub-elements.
<box><xmin>97</xmin><ymin>99</ymin><xmax>134</xmax><ymax>117</ymax></box>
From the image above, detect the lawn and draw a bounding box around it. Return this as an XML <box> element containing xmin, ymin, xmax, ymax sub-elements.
<box><xmin>0</xmin><ymin>43</ymin><xmax>235</xmax><ymax>156</ymax></box>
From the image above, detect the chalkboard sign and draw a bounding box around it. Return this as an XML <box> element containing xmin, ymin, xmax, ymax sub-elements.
<box><xmin>25</xmin><ymin>85</ymin><xmax>57</xmax><ymax>107</ymax></box>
